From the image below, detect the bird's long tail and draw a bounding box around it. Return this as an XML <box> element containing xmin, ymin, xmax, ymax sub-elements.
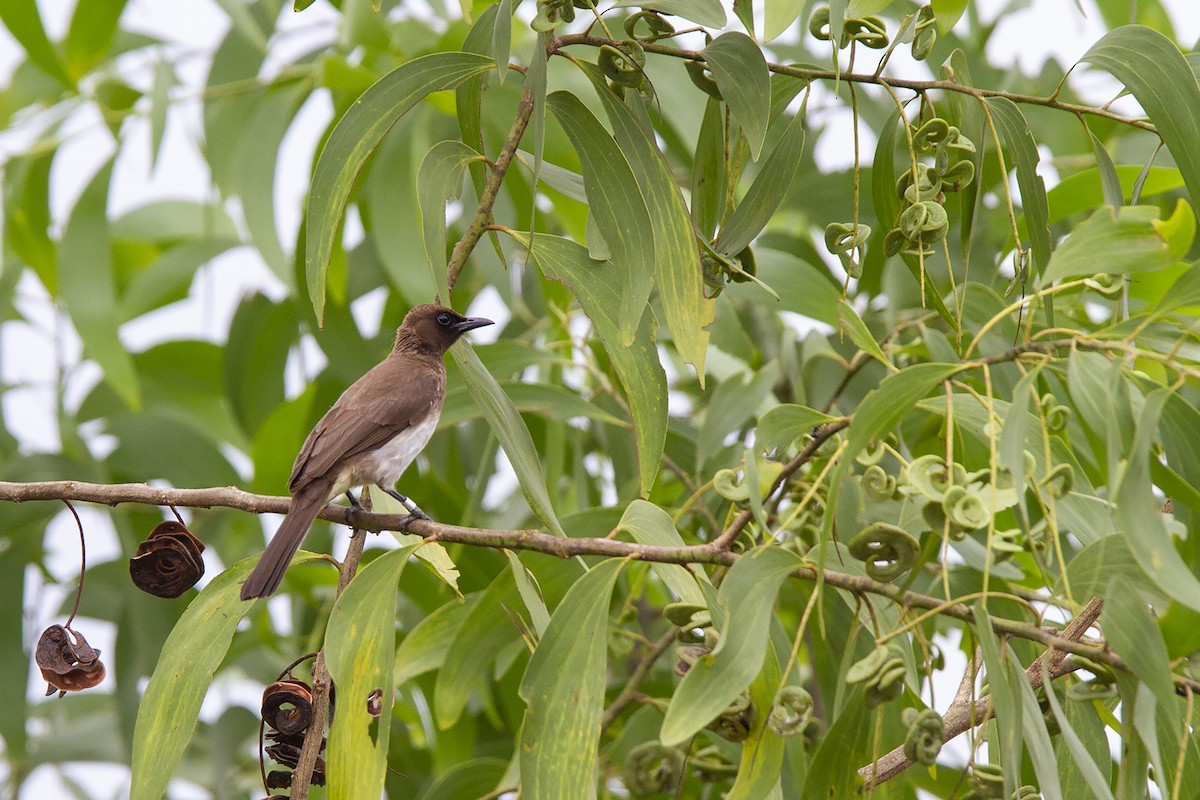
<box><xmin>240</xmin><ymin>481</ymin><xmax>333</xmax><ymax>600</ymax></box>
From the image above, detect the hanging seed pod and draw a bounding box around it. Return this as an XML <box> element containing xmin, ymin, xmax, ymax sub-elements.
<box><xmin>36</xmin><ymin>624</ymin><xmax>106</xmax><ymax>697</ymax></box>
<box><xmin>848</xmin><ymin>523</ymin><xmax>918</xmax><ymax>581</ymax></box>
<box><xmin>767</xmin><ymin>685</ymin><xmax>815</xmax><ymax>735</ymax></box>
<box><xmin>623</xmin><ymin>741</ymin><xmax>684</xmax><ymax>796</ymax></box>
<box><xmin>262</xmin><ymin>680</ymin><xmax>314</xmax><ymax>735</ymax></box>
<box><xmin>129</xmin><ymin>520</ymin><xmax>206</xmax><ymax>598</ymax></box>
<box><xmin>901</xmin><ymin>707</ymin><xmax>944</xmax><ymax>765</ymax></box>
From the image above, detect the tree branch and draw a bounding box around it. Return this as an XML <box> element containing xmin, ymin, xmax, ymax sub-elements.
<box><xmin>859</xmin><ymin>597</ymin><xmax>1105</xmax><ymax>788</ymax></box>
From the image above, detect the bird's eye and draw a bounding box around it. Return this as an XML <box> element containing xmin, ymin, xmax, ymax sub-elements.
<box><xmin>436</xmin><ymin>312</ymin><xmax>452</xmax><ymax>325</ymax></box>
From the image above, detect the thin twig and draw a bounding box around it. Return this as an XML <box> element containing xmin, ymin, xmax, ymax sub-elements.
<box><xmin>602</xmin><ymin>628</ymin><xmax>678</xmax><ymax>730</ymax></box>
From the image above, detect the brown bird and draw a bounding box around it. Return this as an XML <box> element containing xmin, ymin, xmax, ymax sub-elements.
<box><xmin>240</xmin><ymin>304</ymin><xmax>493</xmax><ymax>600</ymax></box>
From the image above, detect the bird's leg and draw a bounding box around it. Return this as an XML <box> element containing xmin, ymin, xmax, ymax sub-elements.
<box><xmin>343</xmin><ymin>490</ymin><xmax>362</xmax><ymax>525</ymax></box>
<box><xmin>379</xmin><ymin>486</ymin><xmax>430</xmax><ymax>531</ymax></box>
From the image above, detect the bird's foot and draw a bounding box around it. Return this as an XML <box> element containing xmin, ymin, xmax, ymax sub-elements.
<box><xmin>343</xmin><ymin>491</ymin><xmax>363</xmax><ymax>525</ymax></box>
<box><xmin>398</xmin><ymin>508</ymin><xmax>430</xmax><ymax>532</ymax></box>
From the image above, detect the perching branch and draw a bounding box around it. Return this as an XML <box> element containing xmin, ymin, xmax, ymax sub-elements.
<box><xmin>4</xmin><ymin>479</ymin><xmax>1190</xmax><ymax>696</ymax></box>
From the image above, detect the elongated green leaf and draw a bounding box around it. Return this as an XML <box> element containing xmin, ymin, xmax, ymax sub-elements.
<box><xmin>931</xmin><ymin>0</ymin><xmax>968</xmax><ymax>33</ymax></box>
<box><xmin>0</xmin><ymin>0</ymin><xmax>70</xmax><ymax>85</ymax></box>
<box><xmin>507</xmin><ymin>551</ymin><xmax>551</xmax><ymax>637</ymax></box>
<box><xmin>435</xmin><ymin>568</ymin><xmax>519</xmax><ymax>728</ymax></box>
<box><xmin>547</xmin><ymin>91</ymin><xmax>655</xmax><ymax>342</ymax></box>
<box><xmin>519</xmin><ymin>559</ymin><xmax>625</xmax><ymax>800</ymax></box>
<box><xmin>1040</xmin><ymin>656</ymin><xmax>1117</xmax><ymax>800</ymax></box>
<box><xmin>64</xmin><ymin>0</ymin><xmax>127</xmax><ymax>80</ymax></box>
<box><xmin>765</xmin><ymin>0</ymin><xmax>806</xmax><ymax>41</ymax></box>
<box><xmin>661</xmin><ymin>545</ymin><xmax>803</xmax><ymax>745</ymax></box>
<box><xmin>491</xmin><ymin>0</ymin><xmax>511</xmax><ymax>83</ymax></box>
<box><xmin>1088</xmin><ymin>128</ymin><xmax>1124</xmax><ymax>209</ymax></box>
<box><xmin>513</xmin><ymin>231</ymin><xmax>667</xmax><ymax>496</ymax></box>
<box><xmin>617</xmin><ymin>499</ymin><xmax>710</xmax><ymax>607</ymax></box>
<box><xmin>1038</xmin><ymin>205</ymin><xmax>1174</xmax><ymax>286</ymax></box>
<box><xmin>716</xmin><ymin>106</ymin><xmax>806</xmax><ymax>257</ymax></box>
<box><xmin>801</xmin><ymin>683</ymin><xmax>870</xmax><ymax>797</ymax></box>
<box><xmin>233</xmin><ymin>80</ymin><xmax>309</xmax><ymax>285</ymax></box>
<box><xmin>224</xmin><ymin>293</ymin><xmax>297</xmax><ymax>436</ymax></box>
<box><xmin>837</xmin><ymin>298</ymin><xmax>891</xmax><ymax>368</ymax></box>
<box><xmin>452</xmin><ymin>341</ymin><xmax>565</xmax><ymax>537</ymax></box>
<box><xmin>1013</xmin><ymin>649</ymin><xmax>1063</xmax><ymax>800</ymax></box>
<box><xmin>325</xmin><ymin>545</ymin><xmax>423</xmax><ymax>800</ymax></box>
<box><xmin>441</xmin><ymin>381</ymin><xmax>626</xmax><ymax>428</ymax></box>
<box><xmin>611</xmin><ymin>0</ymin><xmax>726</xmax><ymax>26</ymax></box>
<box><xmin>1082</xmin><ymin>26</ymin><xmax>1200</xmax><ymax>215</ymax></box>
<box><xmin>697</xmin><ymin>365</ymin><xmax>779</xmax><ymax>471</ymax></box>
<box><xmin>418</xmin><ymin>140</ymin><xmax>486</xmax><ymax>298</ymax></box>
<box><xmin>975</xmin><ymin>602</ymin><xmax>1021</xmax><ymax>798</ymax></box>
<box><xmin>728</xmin><ymin>641</ymin><xmax>785</xmax><ymax>799</ymax></box>
<box><xmin>986</xmin><ymin>97</ymin><xmax>1052</xmax><ymax>275</ymax></box>
<box><xmin>1115</xmin><ymin>388</ymin><xmax>1200</xmax><ymax>612</ymax></box>
<box><xmin>395</xmin><ymin>596</ymin><xmax>474</xmax><ymax>685</ymax></box>
<box><xmin>703</xmin><ymin>33</ymin><xmax>771</xmax><ymax>160</ymax></box>
<box><xmin>306</xmin><ymin>52</ymin><xmax>494</xmax><ymax>322</ymax></box>
<box><xmin>420</xmin><ymin>758</ymin><xmax>508</xmax><ymax>800</ymax></box>
<box><xmin>757</xmin><ymin>404</ymin><xmax>836</xmax><ymax>451</ymax></box>
<box><xmin>692</xmin><ymin>98</ymin><xmax>727</xmax><ymax>239</ymax></box>
<box><xmin>582</xmin><ymin>63</ymin><xmax>713</xmax><ymax>379</ymax></box>
<box><xmin>58</xmin><ymin>159</ymin><xmax>140</xmax><ymax>410</ymax></box>
<box><xmin>130</xmin><ymin>556</ymin><xmax>305</xmax><ymax>799</ymax></box>
<box><xmin>846</xmin><ymin>362</ymin><xmax>961</xmax><ymax>459</ymax></box>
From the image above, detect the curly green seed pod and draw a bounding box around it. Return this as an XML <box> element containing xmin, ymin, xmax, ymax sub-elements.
<box><xmin>1083</xmin><ymin>272</ymin><xmax>1124</xmax><ymax>298</ymax></box>
<box><xmin>824</xmin><ymin>222</ymin><xmax>871</xmax><ymax>278</ymax></box>
<box><xmin>532</xmin><ymin>0</ymin><xmax>576</xmax><ymax>32</ymax></box>
<box><xmin>848</xmin><ymin>523</ymin><xmax>918</xmax><ymax>581</ymax></box>
<box><xmin>914</xmin><ymin>118</ymin><xmax>952</xmax><ymax>152</ymax></box>
<box><xmin>599</xmin><ymin>42</ymin><xmax>646</xmax><ymax>88</ymax></box>
<box><xmin>1012</xmin><ymin>786</ymin><xmax>1041</xmax><ymax>800</ymax></box>
<box><xmin>969</xmin><ymin>762</ymin><xmax>1005</xmax><ymax>796</ymax></box>
<box><xmin>847</xmin><ymin>643</ymin><xmax>908</xmax><ymax>707</ymax></box>
<box><xmin>624</xmin><ymin>741</ymin><xmax>684</xmax><ymax>796</ymax></box>
<box><xmin>728</xmin><ymin>244</ymin><xmax>757</xmax><ymax>283</ymax></box>
<box><xmin>1067</xmin><ymin>679</ymin><xmax>1118</xmax><ymax>702</ymax></box>
<box><xmin>714</xmin><ymin>468</ymin><xmax>752</xmax><ymax>506</ymax></box>
<box><xmin>663</xmin><ymin>602</ymin><xmax>710</xmax><ymax>629</ymax></box>
<box><xmin>1041</xmin><ymin>463</ymin><xmax>1074</xmax><ymax>498</ymax></box>
<box><xmin>898</xmin><ymin>200</ymin><xmax>949</xmax><ymax>244</ymax></box>
<box><xmin>942</xmin><ymin>485</ymin><xmax>990</xmax><ymax>530</ymax></box>
<box><xmin>685</xmin><ymin>60</ymin><xmax>723</xmax><ymax>100</ymax></box>
<box><xmin>940</xmin><ymin>158</ymin><xmax>976</xmax><ymax>191</ymax></box>
<box><xmin>845</xmin><ymin>15</ymin><xmax>888</xmax><ymax>48</ymax></box>
<box><xmin>862</xmin><ymin>464</ymin><xmax>897</xmax><ymax>502</ymax></box>
<box><xmin>708</xmin><ymin>691</ymin><xmax>755</xmax><ymax>741</ymax></box>
<box><xmin>623</xmin><ymin>10</ymin><xmax>675</xmax><ymax>40</ymax></box>
<box><xmin>906</xmin><ymin>454</ymin><xmax>966</xmax><ymax>501</ymax></box>
<box><xmin>911</xmin><ymin>5</ymin><xmax>938</xmax><ymax>60</ymax></box>
<box><xmin>768</xmin><ymin>685</ymin><xmax>815</xmax><ymax>735</ymax></box>
<box><xmin>901</xmin><ymin>707</ymin><xmax>945</xmax><ymax>765</ymax></box>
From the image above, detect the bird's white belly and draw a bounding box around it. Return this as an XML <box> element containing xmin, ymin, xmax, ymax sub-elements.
<box><xmin>338</xmin><ymin>413</ymin><xmax>439</xmax><ymax>492</ymax></box>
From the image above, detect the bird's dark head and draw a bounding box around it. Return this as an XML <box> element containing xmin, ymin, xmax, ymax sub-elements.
<box><xmin>397</xmin><ymin>304</ymin><xmax>494</xmax><ymax>353</ymax></box>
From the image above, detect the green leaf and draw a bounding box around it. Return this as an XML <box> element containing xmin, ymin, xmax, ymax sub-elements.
<box><xmin>691</xmin><ymin>98</ymin><xmax>727</xmax><ymax>240</ymax></box>
<box><xmin>1115</xmin><ymin>388</ymin><xmax>1200</xmax><ymax>613</ymax></box>
<box><xmin>441</xmin><ymin>380</ymin><xmax>626</xmax><ymax>428</ymax></box>
<box><xmin>931</xmin><ymin>0</ymin><xmax>968</xmax><ymax>33</ymax></box>
<box><xmin>1105</xmin><ymin>573</ymin><xmax>1176</xmax><ymax>710</ymax></box>
<box><xmin>715</xmin><ymin>105</ymin><xmax>807</xmax><ymax>257</ymax></box>
<box><xmin>395</xmin><ymin>596</ymin><xmax>475</xmax><ymax>685</ymax></box>
<box><xmin>64</xmin><ymin>0</ymin><xmax>127</xmax><ymax>80</ymax></box>
<box><xmin>1041</xmin><ymin>661</ymin><xmax>1116</xmax><ymax>800</ymax></box>
<box><xmin>1038</xmin><ymin>206</ymin><xmax>1174</xmax><ymax>286</ymax></box>
<box><xmin>697</xmin><ymin>364</ymin><xmax>779</xmax><ymax>471</ymax></box>
<box><xmin>435</xmin><ymin>568</ymin><xmax>519</xmax><ymax>728</ymax></box>
<box><xmin>129</xmin><ymin>557</ymin><xmax>282</xmax><ymax>799</ymax></box>
<box><xmin>974</xmin><ymin>602</ymin><xmax>1021</xmax><ymax>797</ymax></box>
<box><xmin>765</xmin><ymin>0</ymin><xmax>806</xmax><ymax>41</ymax></box>
<box><xmin>451</xmin><ymin>341</ymin><xmax>566</xmax><ymax>538</ymax></box>
<box><xmin>727</xmin><ymin>641</ymin><xmax>785</xmax><ymax>799</ymax></box>
<box><xmin>519</xmin><ymin>559</ymin><xmax>624</xmax><ymax>800</ymax></box>
<box><xmin>223</xmin><ymin>293</ymin><xmax>298</xmax><ymax>437</ymax></box>
<box><xmin>582</xmin><ymin>63</ymin><xmax>713</xmax><ymax>379</ymax></box>
<box><xmin>986</xmin><ymin>97</ymin><xmax>1053</xmax><ymax>275</ymax></box>
<box><xmin>507</xmin><ymin>550</ymin><xmax>552</xmax><ymax>637</ymax></box>
<box><xmin>0</xmin><ymin>0</ymin><xmax>71</xmax><ymax>86</ymax></box>
<box><xmin>325</xmin><ymin>545</ymin><xmax>423</xmax><ymax>800</ymax></box>
<box><xmin>837</xmin><ymin>298</ymin><xmax>892</xmax><ymax>368</ymax></box>
<box><xmin>660</xmin><ymin>545</ymin><xmax>803</xmax><ymax>745</ymax></box>
<box><xmin>232</xmin><ymin>79</ymin><xmax>309</xmax><ymax>285</ymax></box>
<box><xmin>1082</xmin><ymin>25</ymin><xmax>1200</xmax><ymax>217</ymax></box>
<box><xmin>846</xmin><ymin>362</ymin><xmax>962</xmax><ymax>460</ymax></box>
<box><xmin>1013</xmin><ymin>651</ymin><xmax>1063</xmax><ymax>800</ymax></box>
<box><xmin>491</xmin><ymin>0</ymin><xmax>511</xmax><ymax>84</ymax></box>
<box><xmin>611</xmin><ymin>0</ymin><xmax>726</xmax><ymax>27</ymax></box>
<box><xmin>547</xmin><ymin>91</ymin><xmax>655</xmax><ymax>342</ymax></box>
<box><xmin>58</xmin><ymin>159</ymin><xmax>140</xmax><ymax>410</ymax></box>
<box><xmin>703</xmin><ymin>32</ymin><xmax>771</xmax><ymax>160</ymax></box>
<box><xmin>1087</xmin><ymin>128</ymin><xmax>1124</xmax><ymax>209</ymax></box>
<box><xmin>513</xmin><ymin>231</ymin><xmax>667</xmax><ymax>496</ymax></box>
<box><xmin>306</xmin><ymin>52</ymin><xmax>494</xmax><ymax>323</ymax></box>
<box><xmin>419</xmin><ymin>757</ymin><xmax>508</xmax><ymax>800</ymax></box>
<box><xmin>417</xmin><ymin>140</ymin><xmax>486</xmax><ymax>298</ymax></box>
<box><xmin>801</xmin><ymin>683</ymin><xmax>870</xmax><ymax>797</ymax></box>
<box><xmin>617</xmin><ymin>499</ymin><xmax>710</xmax><ymax>607</ymax></box>
<box><xmin>757</xmin><ymin>404</ymin><xmax>836</xmax><ymax>451</ymax></box>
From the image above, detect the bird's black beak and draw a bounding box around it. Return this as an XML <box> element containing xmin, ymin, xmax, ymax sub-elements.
<box><xmin>453</xmin><ymin>316</ymin><xmax>494</xmax><ymax>334</ymax></box>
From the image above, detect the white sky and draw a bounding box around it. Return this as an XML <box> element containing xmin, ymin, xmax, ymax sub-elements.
<box><xmin>2</xmin><ymin>0</ymin><xmax>1198</xmax><ymax>797</ymax></box>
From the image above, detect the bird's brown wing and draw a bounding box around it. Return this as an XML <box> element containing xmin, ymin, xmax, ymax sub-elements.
<box><xmin>288</xmin><ymin>356</ymin><xmax>445</xmax><ymax>493</ymax></box>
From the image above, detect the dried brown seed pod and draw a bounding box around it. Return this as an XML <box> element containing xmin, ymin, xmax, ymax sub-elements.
<box><xmin>129</xmin><ymin>520</ymin><xmax>205</xmax><ymax>598</ymax></box>
<box><xmin>262</xmin><ymin>680</ymin><xmax>314</xmax><ymax>735</ymax></box>
<box><xmin>36</xmin><ymin>624</ymin><xmax>106</xmax><ymax>697</ymax></box>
